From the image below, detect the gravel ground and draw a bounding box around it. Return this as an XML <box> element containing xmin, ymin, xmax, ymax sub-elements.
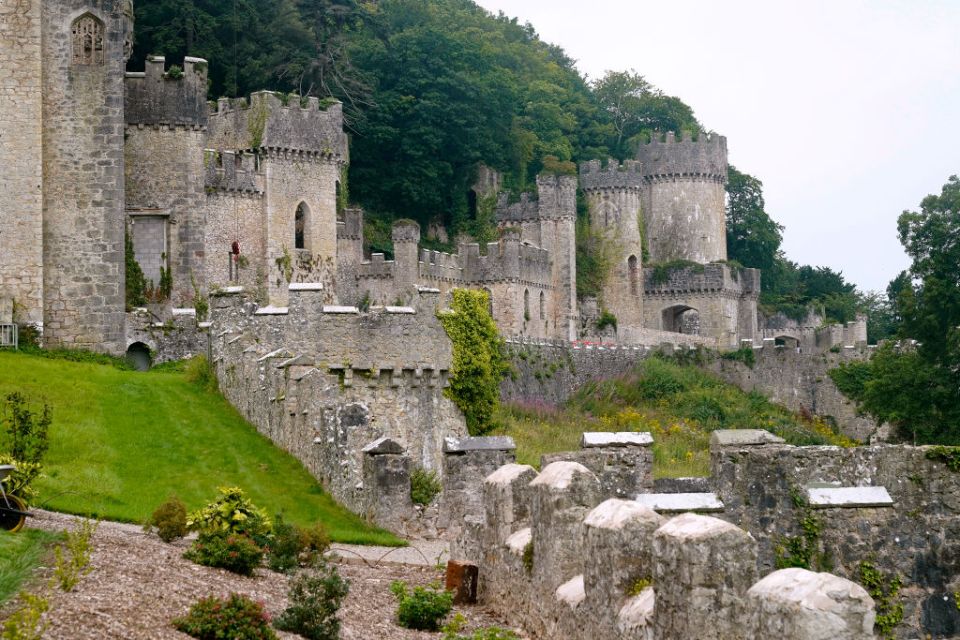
<box><xmin>5</xmin><ymin>511</ymin><xmax>524</xmax><ymax>639</ymax></box>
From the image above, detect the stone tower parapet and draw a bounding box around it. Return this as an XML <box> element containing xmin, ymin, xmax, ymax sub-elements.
<box><xmin>578</xmin><ymin>158</ymin><xmax>645</xmax><ymax>191</ymax></box>
<box><xmin>637</xmin><ymin>131</ymin><xmax>729</xmax><ymax>265</ymax></box>
<box><xmin>203</xmin><ymin>150</ymin><xmax>263</xmax><ymax>193</ymax></box>
<box><xmin>124</xmin><ymin>55</ymin><xmax>208</xmax><ymax>128</ymax></box>
<box><xmin>206</xmin><ymin>91</ymin><xmax>348</xmax><ymax>160</ymax></box>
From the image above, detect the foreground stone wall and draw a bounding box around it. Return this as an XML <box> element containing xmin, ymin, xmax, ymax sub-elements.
<box><xmin>707</xmin><ymin>342</ymin><xmax>880</xmax><ymax>442</ymax></box>
<box><xmin>457</xmin><ymin>458</ymin><xmax>876</xmax><ymax>639</ymax></box>
<box><xmin>208</xmin><ymin>284</ymin><xmax>467</xmax><ymax>526</ymax></box>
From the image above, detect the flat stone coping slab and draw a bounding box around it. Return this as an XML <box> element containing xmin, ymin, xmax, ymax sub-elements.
<box><xmin>254</xmin><ymin>305</ymin><xmax>288</xmax><ymax>315</ymax></box>
<box><xmin>506</xmin><ymin>528</ymin><xmax>532</xmax><ymax>556</ymax></box>
<box><xmin>288</xmin><ymin>282</ymin><xmax>324</xmax><ymax>291</ymax></box>
<box><xmin>806</xmin><ymin>486</ymin><xmax>893</xmax><ymax>509</ymax></box>
<box><xmin>581</xmin><ymin>432</ymin><xmax>653</xmax><ymax>448</ymax></box>
<box><xmin>710</xmin><ymin>429</ymin><xmax>785</xmax><ymax>448</ymax></box>
<box><xmin>385</xmin><ymin>306</ymin><xmax>416</xmax><ymax>314</ymax></box>
<box><xmin>361</xmin><ymin>437</ymin><xmax>406</xmax><ymax>455</ymax></box>
<box><xmin>171</xmin><ymin>307</ymin><xmax>196</xmax><ymax>316</ymax></box>
<box><xmin>618</xmin><ymin>588</ymin><xmax>655</xmax><ymax>631</ymax></box>
<box><xmin>555</xmin><ymin>575</ymin><xmax>585</xmax><ymax>608</ymax></box>
<box><xmin>443</xmin><ymin>435</ymin><xmax>516</xmax><ymax>453</ymax></box>
<box><xmin>322</xmin><ymin>305</ymin><xmax>360</xmax><ymax>314</ymax></box>
<box><xmin>635</xmin><ymin>492</ymin><xmax>724</xmax><ymax>513</ymax></box>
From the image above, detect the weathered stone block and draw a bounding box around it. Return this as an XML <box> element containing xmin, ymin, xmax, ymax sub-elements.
<box><xmin>634</xmin><ymin>492</ymin><xmax>724</xmax><ymax>513</ymax></box>
<box><xmin>806</xmin><ymin>486</ymin><xmax>893</xmax><ymax>509</ymax></box>
<box><xmin>652</xmin><ymin>513</ymin><xmax>758</xmax><ymax>640</ymax></box>
<box><xmin>709</xmin><ymin>429</ymin><xmax>785</xmax><ymax>449</ymax></box>
<box><xmin>746</xmin><ymin>568</ymin><xmax>875</xmax><ymax>639</ymax></box>
<box><xmin>445</xmin><ymin>560</ymin><xmax>479</xmax><ymax>605</ymax></box>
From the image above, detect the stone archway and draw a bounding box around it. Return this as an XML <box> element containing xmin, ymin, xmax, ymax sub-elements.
<box><xmin>125</xmin><ymin>342</ymin><xmax>152</xmax><ymax>371</ymax></box>
<box><xmin>661</xmin><ymin>304</ymin><xmax>700</xmax><ymax>335</ymax></box>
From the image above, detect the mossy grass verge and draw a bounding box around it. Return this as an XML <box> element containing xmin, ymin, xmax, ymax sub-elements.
<box><xmin>0</xmin><ymin>529</ymin><xmax>63</xmax><ymax>605</ymax></box>
<box><xmin>0</xmin><ymin>351</ymin><xmax>402</xmax><ymax>546</ymax></box>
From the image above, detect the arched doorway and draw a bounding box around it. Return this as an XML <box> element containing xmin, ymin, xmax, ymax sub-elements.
<box><xmin>125</xmin><ymin>342</ymin><xmax>152</xmax><ymax>371</ymax></box>
<box><xmin>661</xmin><ymin>305</ymin><xmax>700</xmax><ymax>335</ymax></box>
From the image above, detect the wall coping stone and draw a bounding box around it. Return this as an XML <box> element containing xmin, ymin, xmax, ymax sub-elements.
<box><xmin>506</xmin><ymin>527</ymin><xmax>532</xmax><ymax>555</ymax></box>
<box><xmin>361</xmin><ymin>437</ymin><xmax>406</xmax><ymax>455</ymax></box>
<box><xmin>582</xmin><ymin>432</ymin><xmax>653</xmax><ymax>448</ymax></box>
<box><xmin>747</xmin><ymin>567</ymin><xmax>873</xmax><ymax>612</ymax></box>
<box><xmin>709</xmin><ymin>429</ymin><xmax>786</xmax><ymax>448</ymax></box>
<box><xmin>385</xmin><ymin>306</ymin><xmax>416</xmax><ymax>314</ymax></box>
<box><xmin>530</xmin><ymin>461</ymin><xmax>593</xmax><ymax>490</ymax></box>
<box><xmin>583</xmin><ymin>498</ymin><xmax>660</xmax><ymax>530</ymax></box>
<box><xmin>257</xmin><ymin>348</ymin><xmax>292</xmax><ymax>363</ymax></box>
<box><xmin>655</xmin><ymin>512</ymin><xmax>742</xmax><ymax>540</ymax></box>
<box><xmin>444</xmin><ymin>436</ymin><xmax>516</xmax><ymax>453</ymax></box>
<box><xmin>198</xmin><ymin>322</ymin><xmax>213</xmax><ymax>329</ymax></box>
<box><xmin>636</xmin><ymin>492</ymin><xmax>725</xmax><ymax>513</ymax></box>
<box><xmin>555</xmin><ymin>574</ymin><xmax>586</xmax><ymax>608</ymax></box>
<box><xmin>485</xmin><ymin>463</ymin><xmax>537</xmax><ymax>486</ymax></box>
<box><xmin>288</xmin><ymin>282</ymin><xmax>324</xmax><ymax>291</ymax></box>
<box><xmin>618</xmin><ymin>588</ymin><xmax>655</xmax><ymax>631</ymax></box>
<box><xmin>806</xmin><ymin>486</ymin><xmax>893</xmax><ymax>509</ymax></box>
<box><xmin>216</xmin><ymin>286</ymin><xmax>245</xmax><ymax>295</ymax></box>
<box><xmin>171</xmin><ymin>308</ymin><xmax>196</xmax><ymax>316</ymax></box>
<box><xmin>254</xmin><ymin>305</ymin><xmax>288</xmax><ymax>315</ymax></box>
<box><xmin>322</xmin><ymin>305</ymin><xmax>360</xmax><ymax>314</ymax></box>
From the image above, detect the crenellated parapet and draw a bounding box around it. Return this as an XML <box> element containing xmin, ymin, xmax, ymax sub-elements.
<box><xmin>578</xmin><ymin>158</ymin><xmax>645</xmax><ymax>191</ymax></box>
<box><xmin>206</xmin><ymin>91</ymin><xmax>348</xmax><ymax>161</ymax></box>
<box><xmin>495</xmin><ymin>192</ymin><xmax>540</xmax><ymax>223</ymax></box>
<box><xmin>203</xmin><ymin>149</ymin><xmax>263</xmax><ymax>193</ymax></box>
<box><xmin>644</xmin><ymin>263</ymin><xmax>760</xmax><ymax>296</ymax></box>
<box><xmin>635</xmin><ymin>131</ymin><xmax>727</xmax><ymax>183</ymax></box>
<box><xmin>125</xmin><ymin>56</ymin><xmax>209</xmax><ymax>128</ymax></box>
<box><xmin>494</xmin><ymin>174</ymin><xmax>577</xmax><ymax>224</ymax></box>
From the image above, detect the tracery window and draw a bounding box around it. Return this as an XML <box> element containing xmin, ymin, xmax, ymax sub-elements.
<box><xmin>72</xmin><ymin>15</ymin><xmax>104</xmax><ymax>66</ymax></box>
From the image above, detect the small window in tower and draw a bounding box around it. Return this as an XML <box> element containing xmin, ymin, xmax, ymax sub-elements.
<box><xmin>539</xmin><ymin>291</ymin><xmax>545</xmax><ymax>320</ymax></box>
<box><xmin>295</xmin><ymin>202</ymin><xmax>309</xmax><ymax>250</ymax></box>
<box><xmin>628</xmin><ymin>255</ymin><xmax>639</xmax><ymax>296</ymax></box>
<box><xmin>72</xmin><ymin>15</ymin><xmax>104</xmax><ymax>66</ymax></box>
<box><xmin>523</xmin><ymin>289</ymin><xmax>530</xmax><ymax>322</ymax></box>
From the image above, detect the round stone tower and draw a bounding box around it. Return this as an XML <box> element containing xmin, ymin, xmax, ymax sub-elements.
<box><xmin>579</xmin><ymin>159</ymin><xmax>646</xmax><ymax>338</ymax></box>
<box><xmin>636</xmin><ymin>131</ymin><xmax>728</xmax><ymax>264</ymax></box>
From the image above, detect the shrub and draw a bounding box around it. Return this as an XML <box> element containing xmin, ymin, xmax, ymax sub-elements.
<box><xmin>721</xmin><ymin>346</ymin><xmax>756</xmax><ymax>368</ymax></box>
<box><xmin>410</xmin><ymin>468</ymin><xmax>442</xmax><ymax>506</ymax></box>
<box><xmin>390</xmin><ymin>580</ymin><xmax>454</xmax><ymax>631</ymax></box>
<box><xmin>184</xmin><ymin>532</ymin><xmax>263</xmax><ymax>576</ymax></box>
<box><xmin>173</xmin><ymin>593</ymin><xmax>277</xmax><ymax>640</ymax></box>
<box><xmin>187</xmin><ymin>487</ymin><xmax>271</xmax><ymax>542</ymax></box>
<box><xmin>521</xmin><ymin>541</ymin><xmax>534</xmax><ymax>574</ymax></box>
<box><xmin>53</xmin><ymin>518</ymin><xmax>98</xmax><ymax>592</ymax></box>
<box><xmin>0</xmin><ymin>455</ymin><xmax>41</xmax><ymax>501</ymax></box>
<box><xmin>2</xmin><ymin>392</ymin><xmax>51</xmax><ymax>465</ymax></box>
<box><xmin>596</xmin><ymin>310</ymin><xmax>617</xmax><ymax>332</ymax></box>
<box><xmin>442</xmin><ymin>614</ymin><xmax>520</xmax><ymax>640</ymax></box>
<box><xmin>266</xmin><ymin>514</ymin><xmax>330</xmax><ymax>574</ymax></box>
<box><xmin>274</xmin><ymin>558</ymin><xmax>350</xmax><ymax>640</ymax></box>
<box><xmin>1</xmin><ymin>591</ymin><xmax>49</xmax><ymax>640</ymax></box>
<box><xmin>437</xmin><ymin>290</ymin><xmax>509</xmax><ymax>436</ymax></box>
<box><xmin>144</xmin><ymin>495</ymin><xmax>188</xmax><ymax>543</ymax></box>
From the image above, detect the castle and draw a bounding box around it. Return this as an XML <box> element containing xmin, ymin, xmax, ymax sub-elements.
<box><xmin>0</xmin><ymin>0</ymin><xmax>765</xmax><ymax>355</ymax></box>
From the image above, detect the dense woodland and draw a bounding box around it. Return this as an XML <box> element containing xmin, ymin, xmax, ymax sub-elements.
<box><xmin>129</xmin><ymin>1</ymin><xmax>955</xmax><ymax>382</ymax></box>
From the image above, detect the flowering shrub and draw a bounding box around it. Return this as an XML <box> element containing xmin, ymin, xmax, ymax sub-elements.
<box><xmin>187</xmin><ymin>487</ymin><xmax>271</xmax><ymax>542</ymax></box>
<box><xmin>172</xmin><ymin>593</ymin><xmax>277</xmax><ymax>640</ymax></box>
<box><xmin>184</xmin><ymin>531</ymin><xmax>264</xmax><ymax>576</ymax></box>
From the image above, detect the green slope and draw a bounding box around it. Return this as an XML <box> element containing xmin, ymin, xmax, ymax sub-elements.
<box><xmin>0</xmin><ymin>351</ymin><xmax>401</xmax><ymax>546</ymax></box>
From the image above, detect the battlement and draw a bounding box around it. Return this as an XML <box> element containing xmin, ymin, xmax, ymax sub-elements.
<box><xmin>495</xmin><ymin>192</ymin><xmax>540</xmax><ymax>223</ymax></box>
<box><xmin>125</xmin><ymin>56</ymin><xmax>209</xmax><ymax>128</ymax></box>
<box><xmin>494</xmin><ymin>173</ymin><xmax>577</xmax><ymax>224</ymax></box>
<box><xmin>337</xmin><ymin>208</ymin><xmax>364</xmax><ymax>240</ymax></box>
<box><xmin>578</xmin><ymin>158</ymin><xmax>645</xmax><ymax>191</ymax></box>
<box><xmin>392</xmin><ymin>219</ymin><xmax>421</xmax><ymax>244</ymax></box>
<box><xmin>460</xmin><ymin>238</ymin><xmax>552</xmax><ymax>284</ymax></box>
<box><xmin>644</xmin><ymin>263</ymin><xmax>760</xmax><ymax>295</ymax></box>
<box><xmin>203</xmin><ymin>149</ymin><xmax>263</xmax><ymax>192</ymax></box>
<box><xmin>206</xmin><ymin>91</ymin><xmax>348</xmax><ymax>160</ymax></box>
<box><xmin>635</xmin><ymin>131</ymin><xmax>727</xmax><ymax>181</ymax></box>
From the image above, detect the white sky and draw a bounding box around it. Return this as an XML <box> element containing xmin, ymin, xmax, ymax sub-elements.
<box><xmin>474</xmin><ymin>0</ymin><xmax>960</xmax><ymax>292</ymax></box>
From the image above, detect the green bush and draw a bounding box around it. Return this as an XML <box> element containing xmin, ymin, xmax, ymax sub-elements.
<box><xmin>721</xmin><ymin>346</ymin><xmax>756</xmax><ymax>368</ymax></box>
<box><xmin>144</xmin><ymin>495</ymin><xmax>188</xmax><ymax>543</ymax></box>
<box><xmin>125</xmin><ymin>228</ymin><xmax>147</xmax><ymax>309</ymax></box>
<box><xmin>596</xmin><ymin>310</ymin><xmax>617</xmax><ymax>332</ymax></box>
<box><xmin>390</xmin><ymin>580</ymin><xmax>454</xmax><ymax>631</ymax></box>
<box><xmin>828</xmin><ymin>360</ymin><xmax>873</xmax><ymax>400</ymax></box>
<box><xmin>274</xmin><ymin>558</ymin><xmax>349</xmax><ymax>640</ymax></box>
<box><xmin>0</xmin><ymin>455</ymin><xmax>41</xmax><ymax>502</ymax></box>
<box><xmin>187</xmin><ymin>487</ymin><xmax>271</xmax><ymax>543</ymax></box>
<box><xmin>442</xmin><ymin>614</ymin><xmax>520</xmax><ymax>640</ymax></box>
<box><xmin>266</xmin><ymin>514</ymin><xmax>330</xmax><ymax>574</ymax></box>
<box><xmin>184</xmin><ymin>532</ymin><xmax>264</xmax><ymax>576</ymax></box>
<box><xmin>2</xmin><ymin>393</ymin><xmax>51</xmax><ymax>466</ymax></box>
<box><xmin>410</xmin><ymin>468</ymin><xmax>442</xmax><ymax>506</ymax></box>
<box><xmin>1</xmin><ymin>591</ymin><xmax>49</xmax><ymax>640</ymax></box>
<box><xmin>173</xmin><ymin>593</ymin><xmax>277</xmax><ymax>640</ymax></box>
<box><xmin>437</xmin><ymin>290</ymin><xmax>509</xmax><ymax>436</ymax></box>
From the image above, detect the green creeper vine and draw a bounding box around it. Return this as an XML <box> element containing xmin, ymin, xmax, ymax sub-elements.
<box><xmin>925</xmin><ymin>446</ymin><xmax>960</xmax><ymax>472</ymax></box>
<box><xmin>247</xmin><ymin>100</ymin><xmax>269</xmax><ymax>149</ymax></box>
<box><xmin>521</xmin><ymin>540</ymin><xmax>534</xmax><ymax>574</ymax></box>
<box><xmin>774</xmin><ymin>487</ymin><xmax>829</xmax><ymax>571</ymax></box>
<box><xmin>275</xmin><ymin>247</ymin><xmax>294</xmax><ymax>283</ymax></box>
<box><xmin>857</xmin><ymin>561</ymin><xmax>903</xmax><ymax>639</ymax></box>
<box><xmin>437</xmin><ymin>289</ymin><xmax>509</xmax><ymax>436</ymax></box>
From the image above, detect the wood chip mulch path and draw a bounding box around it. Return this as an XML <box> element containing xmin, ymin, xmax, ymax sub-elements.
<box><xmin>2</xmin><ymin>510</ymin><xmax>524</xmax><ymax>639</ymax></box>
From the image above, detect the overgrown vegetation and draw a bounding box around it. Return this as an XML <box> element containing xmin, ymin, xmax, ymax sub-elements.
<box><xmin>1</xmin><ymin>591</ymin><xmax>49</xmax><ymax>640</ymax></box>
<box><xmin>410</xmin><ymin>468</ymin><xmax>442</xmax><ymax>506</ymax></box>
<box><xmin>265</xmin><ymin>514</ymin><xmax>330</xmax><ymax>574</ymax></box>
<box><xmin>125</xmin><ymin>228</ymin><xmax>148</xmax><ymax>310</ymax></box>
<box><xmin>173</xmin><ymin>593</ymin><xmax>277</xmax><ymax>640</ymax></box>
<box><xmin>438</xmin><ymin>290</ymin><xmax>509</xmax><ymax>436</ymax></box>
<box><xmin>596</xmin><ymin>310</ymin><xmax>617</xmax><ymax>332</ymax></box>
<box><xmin>52</xmin><ymin>518</ymin><xmax>98</xmax><ymax>592</ymax></box>
<box><xmin>858</xmin><ymin>561</ymin><xmax>903</xmax><ymax>639</ymax></box>
<box><xmin>442</xmin><ymin>614</ymin><xmax>520</xmax><ymax>640</ymax></box>
<box><xmin>925</xmin><ymin>446</ymin><xmax>960</xmax><ymax>472</ymax></box>
<box><xmin>650</xmin><ymin>260</ymin><xmax>704</xmax><ymax>285</ymax></box>
<box><xmin>774</xmin><ymin>489</ymin><xmax>828</xmax><ymax>571</ymax></box>
<box><xmin>391</xmin><ymin>580</ymin><xmax>454</xmax><ymax>631</ymax></box>
<box><xmin>0</xmin><ymin>530</ymin><xmax>62</xmax><ymax>606</ymax></box>
<box><xmin>495</xmin><ymin>357</ymin><xmax>854</xmax><ymax>477</ymax></box>
<box><xmin>0</xmin><ymin>350</ymin><xmax>401</xmax><ymax>546</ymax></box>
<box><xmin>521</xmin><ymin>540</ymin><xmax>534</xmax><ymax>574</ymax></box>
<box><xmin>720</xmin><ymin>346</ymin><xmax>755</xmax><ymax>369</ymax></box>
<box><xmin>575</xmin><ymin>215</ymin><xmax>617</xmax><ymax>299</ymax></box>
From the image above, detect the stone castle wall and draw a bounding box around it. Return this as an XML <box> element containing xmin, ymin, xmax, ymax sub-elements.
<box><xmin>455</xmin><ymin>455</ymin><xmax>877</xmax><ymax>640</ymax></box>
<box><xmin>0</xmin><ymin>0</ymin><xmax>44</xmax><ymax>327</ymax></box>
<box><xmin>40</xmin><ymin>0</ymin><xmax>132</xmax><ymax>352</ymax></box>
<box><xmin>208</xmin><ymin>285</ymin><xmax>467</xmax><ymax>518</ymax></box>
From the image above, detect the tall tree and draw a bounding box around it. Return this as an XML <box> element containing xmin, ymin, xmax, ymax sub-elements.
<box><xmin>725</xmin><ymin>166</ymin><xmax>783</xmax><ymax>272</ymax></box>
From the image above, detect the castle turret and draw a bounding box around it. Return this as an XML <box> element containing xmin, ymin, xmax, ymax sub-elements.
<box><xmin>579</xmin><ymin>159</ymin><xmax>646</xmax><ymax>340</ymax></box>
<box><xmin>391</xmin><ymin>219</ymin><xmax>421</xmax><ymax>298</ymax></box>
<box><xmin>635</xmin><ymin>132</ymin><xmax>728</xmax><ymax>264</ymax></box>
<box><xmin>37</xmin><ymin>0</ymin><xmax>135</xmax><ymax>351</ymax></box>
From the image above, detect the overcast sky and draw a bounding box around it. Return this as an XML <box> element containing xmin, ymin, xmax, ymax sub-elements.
<box><xmin>474</xmin><ymin>0</ymin><xmax>960</xmax><ymax>292</ymax></box>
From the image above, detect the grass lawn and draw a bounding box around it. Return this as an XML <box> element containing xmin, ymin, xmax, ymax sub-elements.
<box><xmin>0</xmin><ymin>529</ymin><xmax>62</xmax><ymax>605</ymax></box>
<box><xmin>0</xmin><ymin>351</ymin><xmax>402</xmax><ymax>546</ymax></box>
<box><xmin>495</xmin><ymin>357</ymin><xmax>856</xmax><ymax>478</ymax></box>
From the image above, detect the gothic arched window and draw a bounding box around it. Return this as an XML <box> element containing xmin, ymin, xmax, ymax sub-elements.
<box><xmin>628</xmin><ymin>255</ymin><xmax>639</xmax><ymax>296</ymax></box>
<box><xmin>72</xmin><ymin>15</ymin><xmax>104</xmax><ymax>66</ymax></box>
<box><xmin>295</xmin><ymin>202</ymin><xmax>309</xmax><ymax>250</ymax></box>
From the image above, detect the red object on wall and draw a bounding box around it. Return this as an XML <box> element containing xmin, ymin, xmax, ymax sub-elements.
<box><xmin>231</xmin><ymin>240</ymin><xmax>241</xmax><ymax>256</ymax></box>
